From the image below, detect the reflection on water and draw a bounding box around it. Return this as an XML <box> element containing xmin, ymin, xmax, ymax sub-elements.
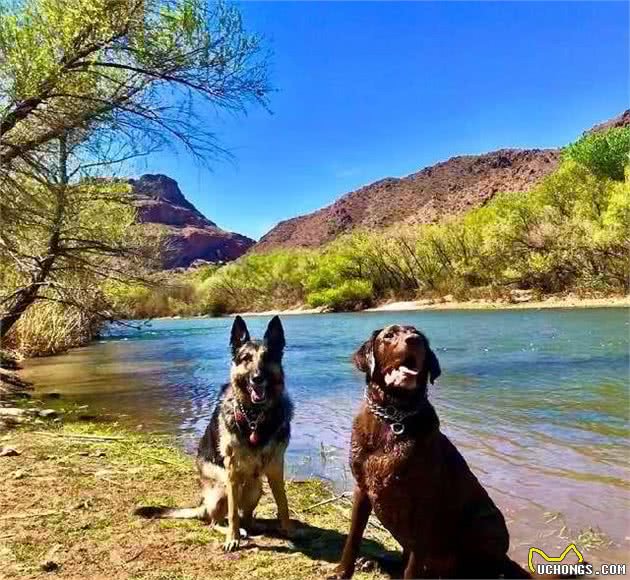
<box><xmin>23</xmin><ymin>308</ymin><xmax>630</xmax><ymax>557</ymax></box>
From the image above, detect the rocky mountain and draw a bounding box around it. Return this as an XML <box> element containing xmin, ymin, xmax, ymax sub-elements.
<box><xmin>255</xmin><ymin>149</ymin><xmax>559</xmax><ymax>250</ymax></box>
<box><xmin>130</xmin><ymin>174</ymin><xmax>254</xmax><ymax>269</ymax></box>
<box><xmin>255</xmin><ymin>110</ymin><xmax>629</xmax><ymax>251</ymax></box>
<box><xmin>586</xmin><ymin>109</ymin><xmax>630</xmax><ymax>135</ymax></box>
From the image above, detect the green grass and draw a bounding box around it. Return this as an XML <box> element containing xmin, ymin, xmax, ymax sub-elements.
<box><xmin>0</xmin><ymin>419</ymin><xmax>396</xmax><ymax>580</ymax></box>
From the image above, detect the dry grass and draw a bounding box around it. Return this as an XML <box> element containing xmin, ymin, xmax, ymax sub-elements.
<box><xmin>6</xmin><ymin>302</ymin><xmax>98</xmax><ymax>358</ymax></box>
<box><xmin>0</xmin><ymin>421</ymin><xmax>398</xmax><ymax>580</ymax></box>
<box><xmin>3</xmin><ymin>417</ymin><xmax>625</xmax><ymax>579</ymax></box>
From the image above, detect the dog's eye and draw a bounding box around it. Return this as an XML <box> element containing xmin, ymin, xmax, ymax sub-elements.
<box><xmin>238</xmin><ymin>353</ymin><xmax>253</xmax><ymax>364</ymax></box>
<box><xmin>384</xmin><ymin>332</ymin><xmax>394</xmax><ymax>340</ymax></box>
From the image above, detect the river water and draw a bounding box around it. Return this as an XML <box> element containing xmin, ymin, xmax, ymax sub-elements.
<box><xmin>23</xmin><ymin>308</ymin><xmax>630</xmax><ymax>564</ymax></box>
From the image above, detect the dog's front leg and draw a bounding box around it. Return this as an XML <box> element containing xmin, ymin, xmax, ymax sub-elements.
<box><xmin>223</xmin><ymin>457</ymin><xmax>241</xmax><ymax>551</ymax></box>
<box><xmin>265</xmin><ymin>457</ymin><xmax>293</xmax><ymax>537</ymax></box>
<box><xmin>334</xmin><ymin>485</ymin><xmax>372</xmax><ymax>579</ymax></box>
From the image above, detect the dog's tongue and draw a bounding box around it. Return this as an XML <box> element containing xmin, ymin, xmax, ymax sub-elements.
<box><xmin>384</xmin><ymin>365</ymin><xmax>418</xmax><ymax>387</ymax></box>
<box><xmin>250</xmin><ymin>386</ymin><xmax>266</xmax><ymax>403</ymax></box>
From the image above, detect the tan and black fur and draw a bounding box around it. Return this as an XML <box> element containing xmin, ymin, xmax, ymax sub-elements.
<box><xmin>335</xmin><ymin>324</ymin><xmax>532</xmax><ymax>579</ymax></box>
<box><xmin>135</xmin><ymin>316</ymin><xmax>294</xmax><ymax>551</ymax></box>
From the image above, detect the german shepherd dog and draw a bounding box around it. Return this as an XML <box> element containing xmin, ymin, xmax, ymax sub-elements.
<box><xmin>334</xmin><ymin>324</ymin><xmax>532</xmax><ymax>579</ymax></box>
<box><xmin>136</xmin><ymin>315</ymin><xmax>294</xmax><ymax>551</ymax></box>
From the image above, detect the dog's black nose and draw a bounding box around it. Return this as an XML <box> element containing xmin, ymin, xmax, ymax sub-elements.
<box><xmin>405</xmin><ymin>334</ymin><xmax>422</xmax><ymax>344</ymax></box>
<box><xmin>252</xmin><ymin>373</ymin><xmax>264</xmax><ymax>384</ymax></box>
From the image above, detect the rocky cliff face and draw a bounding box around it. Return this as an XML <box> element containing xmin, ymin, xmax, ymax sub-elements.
<box><xmin>255</xmin><ymin>148</ymin><xmax>559</xmax><ymax>250</ymax></box>
<box><xmin>129</xmin><ymin>174</ymin><xmax>254</xmax><ymax>269</ymax></box>
<box><xmin>255</xmin><ymin>110</ymin><xmax>630</xmax><ymax>251</ymax></box>
<box><xmin>586</xmin><ymin>109</ymin><xmax>630</xmax><ymax>135</ymax></box>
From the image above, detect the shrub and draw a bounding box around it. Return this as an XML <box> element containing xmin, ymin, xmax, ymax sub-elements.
<box><xmin>8</xmin><ymin>300</ymin><xmax>103</xmax><ymax>357</ymax></box>
<box><xmin>111</xmin><ymin>127</ymin><xmax>630</xmax><ymax>318</ymax></box>
<box><xmin>564</xmin><ymin>126</ymin><xmax>630</xmax><ymax>181</ymax></box>
<box><xmin>307</xmin><ymin>279</ymin><xmax>373</xmax><ymax>310</ymax></box>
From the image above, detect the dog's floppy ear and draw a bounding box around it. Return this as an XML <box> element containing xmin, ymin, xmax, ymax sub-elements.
<box><xmin>424</xmin><ymin>342</ymin><xmax>441</xmax><ymax>385</ymax></box>
<box><xmin>353</xmin><ymin>329</ymin><xmax>381</xmax><ymax>377</ymax></box>
<box><xmin>264</xmin><ymin>316</ymin><xmax>286</xmax><ymax>359</ymax></box>
<box><xmin>230</xmin><ymin>316</ymin><xmax>250</xmax><ymax>356</ymax></box>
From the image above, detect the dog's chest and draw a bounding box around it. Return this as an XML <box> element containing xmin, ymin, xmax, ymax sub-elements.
<box><xmin>236</xmin><ymin>439</ymin><xmax>282</xmax><ymax>474</ymax></box>
<box><xmin>352</xmin><ymin>433</ymin><xmax>443</xmax><ymax>540</ymax></box>
<box><xmin>354</xmin><ymin>435</ymin><xmax>418</xmax><ymax>492</ymax></box>
<box><xmin>219</xmin><ymin>415</ymin><xmax>285</xmax><ymax>477</ymax></box>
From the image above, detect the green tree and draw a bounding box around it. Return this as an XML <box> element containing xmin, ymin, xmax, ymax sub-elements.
<box><xmin>0</xmin><ymin>135</ymin><xmax>140</xmax><ymax>343</ymax></box>
<box><xmin>0</xmin><ymin>0</ymin><xmax>270</xmax><ymax>166</ymax></box>
<box><xmin>0</xmin><ymin>0</ymin><xmax>271</xmax><ymax>346</ymax></box>
<box><xmin>564</xmin><ymin>126</ymin><xmax>630</xmax><ymax>181</ymax></box>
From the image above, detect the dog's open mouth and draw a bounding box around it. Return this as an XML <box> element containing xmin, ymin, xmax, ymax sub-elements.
<box><xmin>383</xmin><ymin>355</ymin><xmax>419</xmax><ymax>388</ymax></box>
<box><xmin>248</xmin><ymin>382</ymin><xmax>267</xmax><ymax>404</ymax></box>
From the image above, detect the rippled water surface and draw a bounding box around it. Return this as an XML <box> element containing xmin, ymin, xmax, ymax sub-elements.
<box><xmin>23</xmin><ymin>308</ymin><xmax>630</xmax><ymax>558</ymax></box>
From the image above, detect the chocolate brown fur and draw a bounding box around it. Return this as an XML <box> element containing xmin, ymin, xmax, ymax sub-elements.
<box><xmin>335</xmin><ymin>324</ymin><xmax>531</xmax><ymax>579</ymax></box>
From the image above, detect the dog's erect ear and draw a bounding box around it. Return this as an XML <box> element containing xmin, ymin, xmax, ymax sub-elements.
<box><xmin>263</xmin><ymin>316</ymin><xmax>286</xmax><ymax>358</ymax></box>
<box><xmin>425</xmin><ymin>344</ymin><xmax>441</xmax><ymax>385</ymax></box>
<box><xmin>353</xmin><ymin>329</ymin><xmax>381</xmax><ymax>377</ymax></box>
<box><xmin>230</xmin><ymin>316</ymin><xmax>250</xmax><ymax>356</ymax></box>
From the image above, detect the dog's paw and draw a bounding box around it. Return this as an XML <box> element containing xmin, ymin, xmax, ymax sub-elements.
<box><xmin>213</xmin><ymin>525</ymin><xmax>247</xmax><ymax>539</ymax></box>
<box><xmin>222</xmin><ymin>526</ymin><xmax>243</xmax><ymax>552</ymax></box>
<box><xmin>326</xmin><ymin>564</ymin><xmax>354</xmax><ymax>579</ymax></box>
<box><xmin>223</xmin><ymin>537</ymin><xmax>241</xmax><ymax>552</ymax></box>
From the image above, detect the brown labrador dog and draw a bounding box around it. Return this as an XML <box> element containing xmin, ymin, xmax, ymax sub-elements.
<box><xmin>334</xmin><ymin>324</ymin><xmax>531</xmax><ymax>579</ymax></box>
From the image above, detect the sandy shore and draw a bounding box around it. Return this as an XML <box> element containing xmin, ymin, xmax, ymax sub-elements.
<box><xmin>365</xmin><ymin>295</ymin><xmax>630</xmax><ymax>312</ymax></box>
<box><xmin>235</xmin><ymin>295</ymin><xmax>629</xmax><ymax>317</ymax></box>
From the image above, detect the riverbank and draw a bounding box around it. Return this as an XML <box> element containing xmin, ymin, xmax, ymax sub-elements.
<box><xmin>366</xmin><ymin>294</ymin><xmax>630</xmax><ymax>312</ymax></box>
<box><xmin>9</xmin><ymin>308</ymin><xmax>630</xmax><ymax>578</ymax></box>
<box><xmin>234</xmin><ymin>294</ymin><xmax>630</xmax><ymax>317</ymax></box>
<box><xmin>0</xmin><ymin>351</ymin><xmax>34</xmax><ymax>413</ymax></box>
<box><xmin>2</xmin><ymin>410</ymin><xmax>628</xmax><ymax>579</ymax></box>
<box><xmin>0</xmin><ymin>417</ymin><xmax>396</xmax><ymax>580</ymax></box>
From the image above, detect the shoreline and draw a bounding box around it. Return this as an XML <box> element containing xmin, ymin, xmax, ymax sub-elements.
<box><xmin>1</xmin><ymin>417</ymin><xmax>396</xmax><ymax>579</ymax></box>
<box><xmin>3</xmin><ymin>407</ymin><xmax>627</xmax><ymax>578</ymax></box>
<box><xmin>234</xmin><ymin>295</ymin><xmax>630</xmax><ymax>317</ymax></box>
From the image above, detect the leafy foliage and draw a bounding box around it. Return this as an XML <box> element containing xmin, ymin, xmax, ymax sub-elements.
<box><xmin>307</xmin><ymin>280</ymin><xmax>373</xmax><ymax>310</ymax></box>
<box><xmin>118</xmin><ymin>128</ymin><xmax>629</xmax><ymax>318</ymax></box>
<box><xmin>564</xmin><ymin>127</ymin><xmax>630</xmax><ymax>181</ymax></box>
<box><xmin>0</xmin><ymin>0</ymin><xmax>270</xmax><ymax>166</ymax></box>
<box><xmin>0</xmin><ymin>0</ymin><xmax>271</xmax><ymax>354</ymax></box>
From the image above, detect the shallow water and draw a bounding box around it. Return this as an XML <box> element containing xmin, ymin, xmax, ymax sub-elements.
<box><xmin>23</xmin><ymin>308</ymin><xmax>630</xmax><ymax>560</ymax></box>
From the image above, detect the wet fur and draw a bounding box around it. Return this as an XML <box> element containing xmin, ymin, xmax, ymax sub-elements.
<box><xmin>135</xmin><ymin>316</ymin><xmax>294</xmax><ymax>551</ymax></box>
<box><xmin>335</xmin><ymin>325</ymin><xmax>532</xmax><ymax>579</ymax></box>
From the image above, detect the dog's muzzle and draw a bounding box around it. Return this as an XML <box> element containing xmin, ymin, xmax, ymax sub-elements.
<box><xmin>248</xmin><ymin>377</ymin><xmax>267</xmax><ymax>404</ymax></box>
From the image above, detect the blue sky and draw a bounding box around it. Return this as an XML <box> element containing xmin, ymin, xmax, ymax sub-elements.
<box><xmin>135</xmin><ymin>1</ymin><xmax>629</xmax><ymax>240</ymax></box>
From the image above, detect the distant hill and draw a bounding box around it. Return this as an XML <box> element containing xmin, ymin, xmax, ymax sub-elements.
<box><xmin>129</xmin><ymin>174</ymin><xmax>254</xmax><ymax>269</ymax></box>
<box><xmin>255</xmin><ymin>110</ymin><xmax>630</xmax><ymax>251</ymax></box>
<box><xmin>585</xmin><ymin>109</ymin><xmax>630</xmax><ymax>135</ymax></box>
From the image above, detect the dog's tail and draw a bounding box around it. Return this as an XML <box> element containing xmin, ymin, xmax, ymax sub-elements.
<box><xmin>134</xmin><ymin>504</ymin><xmax>207</xmax><ymax>520</ymax></box>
